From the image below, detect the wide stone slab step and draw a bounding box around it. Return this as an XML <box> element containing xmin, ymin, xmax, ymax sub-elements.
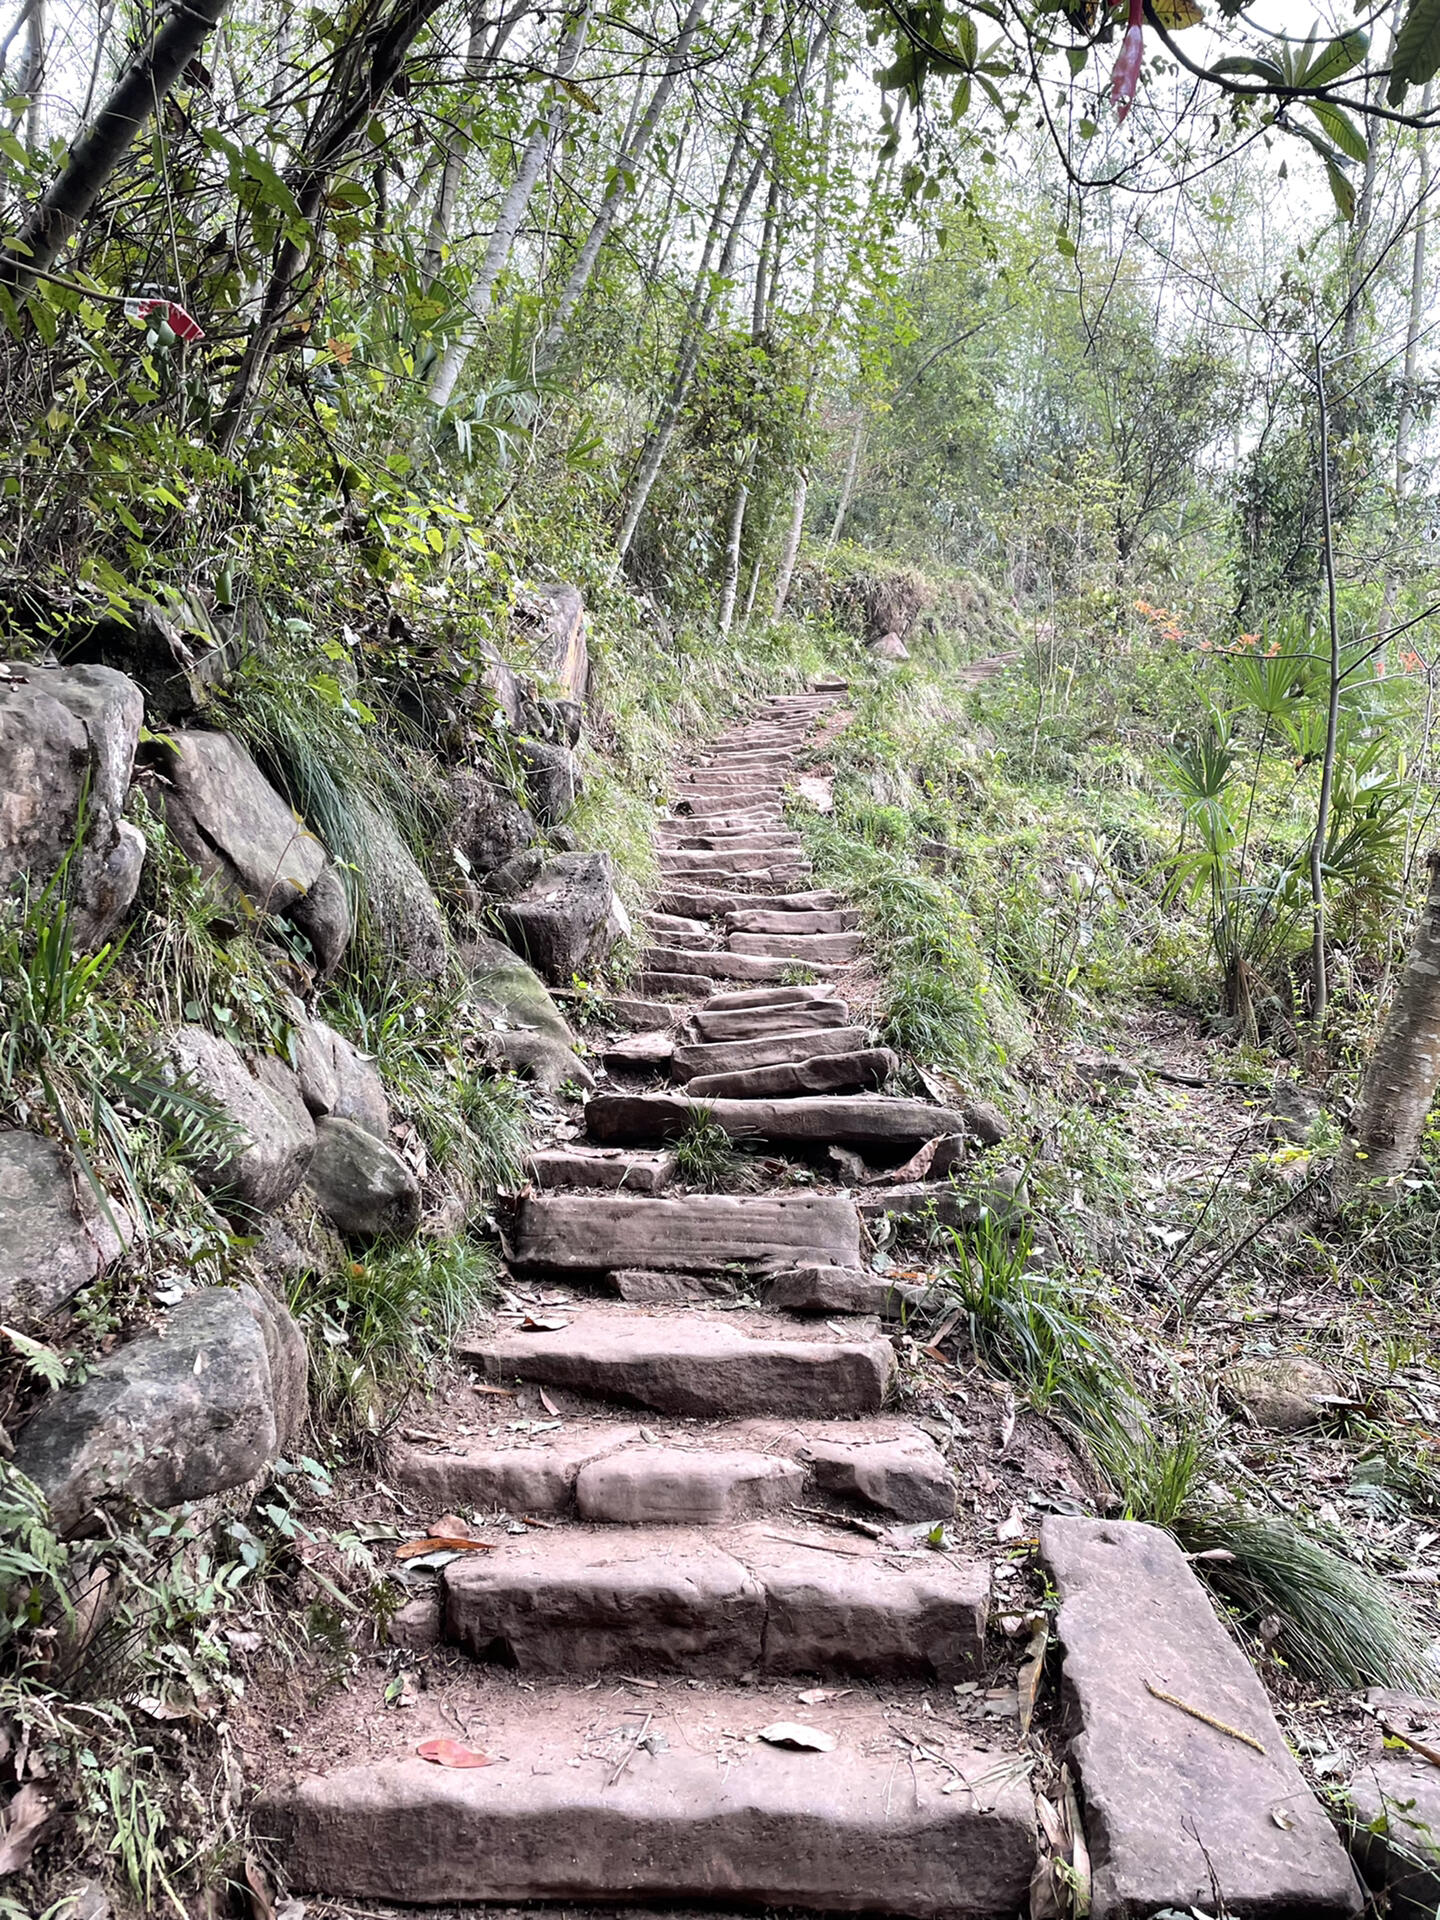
<box><xmin>1042</xmin><ymin>1516</ymin><xmax>1364</xmax><ymax>1919</ymax></box>
<box><xmin>659</xmin><ymin>886</ymin><xmax>846</xmax><ymax>917</ymax></box>
<box><xmin>391</xmin><ymin>1414</ymin><xmax>953</xmax><ymax>1522</ymax></box>
<box><xmin>459</xmin><ymin>1307</ymin><xmax>894</xmax><ymax>1415</ymax></box>
<box><xmin>511</xmin><ymin>1191</ymin><xmax>861</xmax><ymax>1272</ymax></box>
<box><xmin>265</xmin><ymin>1689</ymin><xmax>1035</xmax><ymax>1915</ymax></box>
<box><xmin>704</xmin><ymin>983</ymin><xmax>845</xmax><ymax>1010</ymax></box>
<box><xmin>672</xmin><ymin>1025</ymin><xmax>872</xmax><ymax>1082</ymax></box>
<box><xmin>633</xmin><ymin>969</ymin><xmax>715</xmax><ymax>1000</ymax></box>
<box><xmin>525</xmin><ymin>1147</ymin><xmax>675</xmax><ymax>1193</ymax></box>
<box><xmin>728</xmin><ymin>906</ymin><xmax>860</xmax><ymax>934</ymax></box>
<box><xmin>689</xmin><ymin>999</ymin><xmax>853</xmax><ymax>1042</ymax></box>
<box><xmin>657</xmin><ymin>850</ymin><xmax>809</xmax><ymax>879</ymax></box>
<box><xmin>586</xmin><ymin>1092</ymin><xmax>967</xmax><ymax>1152</ymax></box>
<box><xmin>686</xmin><ymin>1048</ymin><xmax>895</xmax><ymax>1101</ymax></box>
<box><xmin>642</xmin><ymin>945</ymin><xmax>820</xmax><ymax>984</ymax></box>
<box><xmin>442</xmin><ymin>1524</ymin><xmax>989</xmax><ymax>1680</ymax></box>
<box><xmin>729</xmin><ymin>931</ymin><xmax>863</xmax><ymax>963</ymax></box>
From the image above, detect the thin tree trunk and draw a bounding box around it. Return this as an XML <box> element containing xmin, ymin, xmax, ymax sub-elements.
<box><xmin>772</xmin><ymin>466</ymin><xmax>806</xmax><ymax>615</ymax></box>
<box><xmin>1342</xmin><ymin>848</ymin><xmax>1440</xmax><ymax>1192</ymax></box>
<box><xmin>215</xmin><ymin>0</ymin><xmax>448</xmax><ymax>448</ymax></box>
<box><xmin>1310</xmin><ymin>340</ymin><xmax>1343</xmax><ymax>1032</ymax></box>
<box><xmin>21</xmin><ymin>0</ymin><xmax>43</xmax><ymax>151</ymax></box>
<box><xmin>0</xmin><ymin>0</ymin><xmax>230</xmax><ymax>296</ymax></box>
<box><xmin>1397</xmin><ymin>81</ymin><xmax>1433</xmax><ymax>495</ymax></box>
<box><xmin>538</xmin><ymin>0</ymin><xmax>707</xmax><ymax>363</ymax></box>
<box><xmin>827</xmin><ymin>414</ymin><xmax>863</xmax><ymax>549</ymax></box>
<box><xmin>421</xmin><ymin>0</ymin><xmax>488</xmax><ymax>283</ymax></box>
<box><xmin>717</xmin><ymin>457</ymin><xmax>752</xmax><ymax>638</ymax></box>
<box><xmin>428</xmin><ymin>0</ymin><xmax>591</xmax><ymax>408</ymax></box>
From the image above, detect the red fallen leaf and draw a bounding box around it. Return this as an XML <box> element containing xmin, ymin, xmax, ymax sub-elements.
<box><xmin>395</xmin><ymin>1534</ymin><xmax>497</xmax><ymax>1559</ymax></box>
<box><xmin>417</xmin><ymin>1738</ymin><xmax>495</xmax><ymax>1768</ymax></box>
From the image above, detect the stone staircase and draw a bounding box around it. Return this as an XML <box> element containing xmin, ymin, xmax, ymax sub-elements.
<box><xmin>259</xmin><ymin>689</ymin><xmax>1366</xmax><ymax>1919</ymax></box>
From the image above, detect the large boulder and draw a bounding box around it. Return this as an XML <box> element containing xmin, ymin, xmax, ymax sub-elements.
<box><xmin>1223</xmin><ymin>1353</ymin><xmax>1341</xmax><ymax>1432</ymax></box>
<box><xmin>160</xmin><ymin>1026</ymin><xmax>315</xmax><ymax>1214</ymax></box>
<box><xmin>290</xmin><ymin>1017</ymin><xmax>389</xmax><ymax>1140</ymax></box>
<box><xmin>305</xmin><ymin>1117</ymin><xmax>420</xmax><ymax>1240</ymax></box>
<box><xmin>494</xmin><ymin>852</ymin><xmax>630</xmax><ymax>986</ymax></box>
<box><xmin>354</xmin><ymin>799</ymin><xmax>450</xmax><ymax>983</ymax></box>
<box><xmin>158</xmin><ymin>731</ymin><xmax>349</xmax><ymax>972</ymax></box>
<box><xmin>516</xmin><ymin>583</ymin><xmax>588</xmax><ymax>701</ymax></box>
<box><xmin>15</xmin><ymin>1283</ymin><xmax>308</xmax><ymax>1537</ymax></box>
<box><xmin>459</xmin><ymin>931</ymin><xmax>593</xmax><ymax>1092</ymax></box>
<box><xmin>448</xmin><ymin>770</ymin><xmax>534</xmax><ymax>878</ymax></box>
<box><xmin>520</xmin><ymin>738</ymin><xmax>580</xmax><ymax>828</ymax></box>
<box><xmin>0</xmin><ymin>1132</ymin><xmax>130</xmax><ymax>1331</ymax></box>
<box><xmin>0</xmin><ymin>663</ymin><xmax>145</xmax><ymax>946</ymax></box>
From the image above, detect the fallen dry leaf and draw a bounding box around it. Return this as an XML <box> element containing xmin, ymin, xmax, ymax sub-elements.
<box><xmin>519</xmin><ymin>1314</ymin><xmax>570</xmax><ymax>1332</ymax></box>
<box><xmin>416</xmin><ymin>1738</ymin><xmax>495</xmax><ymax>1769</ymax></box>
<box><xmin>758</xmin><ymin>1721</ymin><xmax>837</xmax><ymax>1752</ymax></box>
<box><xmin>0</xmin><ymin>1782</ymin><xmax>53</xmax><ymax>1876</ymax></box>
<box><xmin>395</xmin><ymin>1535</ymin><xmax>496</xmax><ymax>1560</ymax></box>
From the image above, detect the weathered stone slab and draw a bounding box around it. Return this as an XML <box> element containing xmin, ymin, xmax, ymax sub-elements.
<box><xmin>641</xmin><ymin>910</ymin><xmax>710</xmax><ymax>936</ymax></box>
<box><xmin>660</xmin><ymin>829</ymin><xmax>802</xmax><ymax>852</ymax></box>
<box><xmin>673</xmin><ymin>1027</ymin><xmax>870</xmax><ymax>1082</ymax></box>
<box><xmin>495</xmin><ymin>852</ymin><xmax>628</xmax><ymax>985</ymax></box>
<box><xmin>657</xmin><ymin>853</ymin><xmax>809</xmax><ymax>881</ymax></box>
<box><xmin>764</xmin><ymin>1266</ymin><xmax>914</xmax><ymax>1317</ymax></box>
<box><xmin>575</xmin><ymin>1447</ymin><xmax>803</xmax><ymax>1524</ymax></box>
<box><xmin>586</xmin><ymin>1093</ymin><xmax>967</xmax><ymax>1153</ymax></box>
<box><xmin>160</xmin><ymin>1026</ymin><xmax>315</xmax><ymax>1214</ymax></box>
<box><xmin>633</xmin><ymin>970</ymin><xmax>716</xmax><ymax>1000</ymax></box>
<box><xmin>445</xmin><ymin>1534</ymin><xmax>764</xmax><ymax>1670</ymax></box>
<box><xmin>595</xmin><ymin>996</ymin><xmax>675</xmax><ymax>1030</ymax></box>
<box><xmin>664</xmin><ymin>887</ymin><xmax>847</xmax><ymax>917</ymax></box>
<box><xmin>729</xmin><ymin>932</ymin><xmax>863</xmax><ymax>963</ymax></box>
<box><xmin>602</xmin><ymin>1030</ymin><xmax>676</xmax><ymax>1069</ymax></box>
<box><xmin>388</xmin><ymin>1426</ymin><xmax>642</xmax><ymax>1514</ymax></box>
<box><xmin>1042</xmin><ymin>1516</ymin><xmax>1363</xmax><ymax>1919</ymax></box>
<box><xmin>460</xmin><ymin>1310</ymin><xmax>895</xmax><ymax>1416</ymax></box>
<box><xmin>267</xmin><ymin>1709</ymin><xmax>1036</xmax><ymax>1913</ymax></box>
<box><xmin>644</xmin><ymin>945</ymin><xmax>815</xmax><ymax>983</ymax></box>
<box><xmin>728</xmin><ymin>908</ymin><xmax>860</xmax><ymax>934</ymax></box>
<box><xmin>1223</xmin><ymin>1354</ymin><xmax>1341</xmax><ymax>1431</ymax></box>
<box><xmin>513</xmin><ymin>1192</ymin><xmax>860</xmax><ymax>1272</ymax></box>
<box><xmin>686</xmin><ymin>1048</ymin><xmax>895</xmax><ymax>1101</ymax></box>
<box><xmin>611</xmin><ymin>1268</ymin><xmax>737</xmax><ymax>1303</ymax></box>
<box><xmin>526</xmin><ymin>1147</ymin><xmax>675</xmax><ymax>1194</ymax></box>
<box><xmin>748</xmin><ymin>1541</ymin><xmax>986</xmax><ymax>1682</ymax></box>
<box><xmin>162</xmin><ymin>730</ymin><xmax>326</xmax><ymax>912</ymax></box>
<box><xmin>704</xmin><ymin>984</ymin><xmax>845</xmax><ymax>1010</ymax></box>
<box><xmin>306</xmin><ymin>1116</ymin><xmax>420</xmax><ymax>1240</ymax></box>
<box><xmin>803</xmin><ymin>1432</ymin><xmax>955</xmax><ymax>1520</ymax></box>
<box><xmin>689</xmin><ymin>1001</ymin><xmax>852</xmax><ymax>1042</ymax></box>
<box><xmin>461</xmin><ymin>931</ymin><xmax>592</xmax><ymax>1093</ymax></box>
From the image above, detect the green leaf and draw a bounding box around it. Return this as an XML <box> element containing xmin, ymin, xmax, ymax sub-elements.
<box><xmin>956</xmin><ymin>14</ymin><xmax>978</xmax><ymax>64</ymax></box>
<box><xmin>1152</xmin><ymin>0</ymin><xmax>1204</xmax><ymax>25</ymax></box>
<box><xmin>0</xmin><ymin>129</ymin><xmax>28</xmax><ymax>168</ymax></box>
<box><xmin>1066</xmin><ymin>44</ymin><xmax>1088</xmax><ymax>74</ymax></box>
<box><xmin>1299</xmin><ymin>29</ymin><xmax>1369</xmax><ymax>87</ymax></box>
<box><xmin>1326</xmin><ymin>157</ymin><xmax>1356</xmax><ymax>220</ymax></box>
<box><xmin>1210</xmin><ymin>54</ymin><xmax>1286</xmax><ymax>84</ymax></box>
<box><xmin>1392</xmin><ymin>0</ymin><xmax>1440</xmax><ymax>90</ymax></box>
<box><xmin>1307</xmin><ymin>99</ymin><xmax>1368</xmax><ymax>162</ymax></box>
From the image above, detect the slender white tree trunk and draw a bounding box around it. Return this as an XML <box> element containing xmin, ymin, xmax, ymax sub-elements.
<box><xmin>772</xmin><ymin>467</ymin><xmax>806</xmax><ymax>615</ymax></box>
<box><xmin>717</xmin><ymin>459</ymin><xmax>752</xmax><ymax>638</ymax></box>
<box><xmin>826</xmin><ymin>415</ymin><xmax>863</xmax><ymax>549</ymax></box>
<box><xmin>1397</xmin><ymin>82</ymin><xmax>1433</xmax><ymax>494</ymax></box>
<box><xmin>1342</xmin><ymin>849</ymin><xmax>1440</xmax><ymax>1194</ymax></box>
<box><xmin>428</xmin><ymin>0</ymin><xmax>592</xmax><ymax>408</ymax></box>
<box><xmin>539</xmin><ymin>0</ymin><xmax>707</xmax><ymax>362</ymax></box>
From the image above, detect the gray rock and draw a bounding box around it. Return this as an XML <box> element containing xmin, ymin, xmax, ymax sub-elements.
<box><xmin>0</xmin><ymin>663</ymin><xmax>145</xmax><ymax>945</ymax></box>
<box><xmin>15</xmin><ymin>1283</ymin><xmax>308</xmax><ymax>1536</ymax></box>
<box><xmin>1346</xmin><ymin>1690</ymin><xmax>1440</xmax><ymax>1917</ymax></box>
<box><xmin>355</xmin><ymin>799</ymin><xmax>449</xmax><ymax>982</ymax></box>
<box><xmin>495</xmin><ymin>852</ymin><xmax>629</xmax><ymax>986</ymax></box>
<box><xmin>0</xmin><ymin>1132</ymin><xmax>130</xmax><ymax>1330</ymax></box>
<box><xmin>290</xmin><ymin>1018</ymin><xmax>389</xmax><ymax>1140</ymax></box>
<box><xmin>1223</xmin><ymin>1353</ymin><xmax>1342</xmax><ymax>1431</ymax></box>
<box><xmin>449</xmin><ymin>770</ymin><xmax>535</xmax><ymax>877</ymax></box>
<box><xmin>520</xmin><ymin>737</ymin><xmax>581</xmax><ymax>828</ymax></box>
<box><xmin>1076</xmin><ymin>1057</ymin><xmax>1141</xmax><ymax>1093</ymax></box>
<box><xmin>483</xmin><ymin>847</ymin><xmax>546</xmax><ymax>899</ymax></box>
<box><xmin>1266</xmin><ymin>1081</ymin><xmax>1322</xmax><ymax>1145</ymax></box>
<box><xmin>306</xmin><ymin>1116</ymin><xmax>420</xmax><ymax>1241</ymax></box>
<box><xmin>517</xmin><ymin>582</ymin><xmax>589</xmax><ymax>700</ymax></box>
<box><xmin>1041</xmin><ymin>1515</ymin><xmax>1363</xmax><ymax>1919</ymax></box>
<box><xmin>962</xmin><ymin>1100</ymin><xmax>1010</xmax><ymax>1146</ymax></box>
<box><xmin>161</xmin><ymin>1026</ymin><xmax>315</xmax><ymax>1214</ymax></box>
<box><xmin>290</xmin><ymin>861</ymin><xmax>351</xmax><ymax>977</ymax></box>
<box><xmin>459</xmin><ymin>931</ymin><xmax>593</xmax><ymax>1093</ymax></box>
<box><xmin>160</xmin><ymin>730</ymin><xmax>325</xmax><ymax>912</ymax></box>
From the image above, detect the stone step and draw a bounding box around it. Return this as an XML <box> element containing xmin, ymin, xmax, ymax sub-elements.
<box><xmin>660</xmin><ymin>830</ymin><xmax>804</xmax><ymax>853</ymax></box>
<box><xmin>686</xmin><ymin>1048</ymin><xmax>895</xmax><ymax>1101</ymax></box>
<box><xmin>677</xmin><ymin>769</ymin><xmax>788</xmax><ymax>791</ymax></box>
<box><xmin>391</xmin><ymin>1412</ymin><xmax>955</xmax><ymax>1522</ymax></box>
<box><xmin>670</xmin><ymin>792</ymin><xmax>788</xmax><ymax>819</ymax></box>
<box><xmin>729</xmin><ymin>931</ymin><xmax>863</xmax><ymax>963</ymax></box>
<box><xmin>1042</xmin><ymin>1516</ymin><xmax>1364</xmax><ymax>1919</ymax></box>
<box><xmin>689</xmin><ymin>999</ymin><xmax>852</xmax><ymax>1042</ymax></box>
<box><xmin>526</xmin><ymin>1147</ymin><xmax>676</xmax><ymax>1193</ymax></box>
<box><xmin>704</xmin><ymin>983</ymin><xmax>846</xmax><ymax>1011</ymax></box>
<box><xmin>728</xmin><ymin>906</ymin><xmax>860</xmax><ymax>934</ymax></box>
<box><xmin>698</xmin><ymin>749</ymin><xmax>795</xmax><ymax>766</ymax></box>
<box><xmin>602</xmin><ymin>1029</ymin><xmax>676</xmax><ymax>1070</ymax></box>
<box><xmin>642</xmin><ymin>910</ymin><xmax>710</xmax><ymax>936</ymax></box>
<box><xmin>594</xmin><ymin>995</ymin><xmax>676</xmax><ymax>1030</ymax></box>
<box><xmin>459</xmin><ymin>1306</ymin><xmax>895</xmax><ymax>1415</ymax></box>
<box><xmin>266</xmin><ymin>1682</ymin><xmax>1035</xmax><ymax>1914</ymax></box>
<box><xmin>669</xmin><ymin>808</ymin><xmax>783</xmax><ymax>832</ymax></box>
<box><xmin>633</xmin><ymin>969</ymin><xmax>716</xmax><ymax>1000</ymax></box>
<box><xmin>511</xmin><ymin>1191</ymin><xmax>862</xmax><ymax>1272</ymax></box>
<box><xmin>642</xmin><ymin>945</ymin><xmax>819</xmax><ymax>984</ymax></box>
<box><xmin>442</xmin><ymin>1523</ymin><xmax>989</xmax><ymax>1680</ymax></box>
<box><xmin>657</xmin><ymin>850</ymin><xmax>810</xmax><ymax>878</ymax></box>
<box><xmin>640</xmin><ymin>925</ymin><xmax>716</xmax><ymax>951</ymax></box>
<box><xmin>586</xmin><ymin>1093</ymin><xmax>967</xmax><ymax>1153</ymax></box>
<box><xmin>662</xmin><ymin>886</ymin><xmax>846</xmax><ymax>917</ymax></box>
<box><xmin>672</xmin><ymin>1025</ymin><xmax>872</xmax><ymax>1083</ymax></box>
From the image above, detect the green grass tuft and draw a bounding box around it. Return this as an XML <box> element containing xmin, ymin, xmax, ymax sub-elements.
<box><xmin>673</xmin><ymin>1105</ymin><xmax>738</xmax><ymax>1190</ymax></box>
